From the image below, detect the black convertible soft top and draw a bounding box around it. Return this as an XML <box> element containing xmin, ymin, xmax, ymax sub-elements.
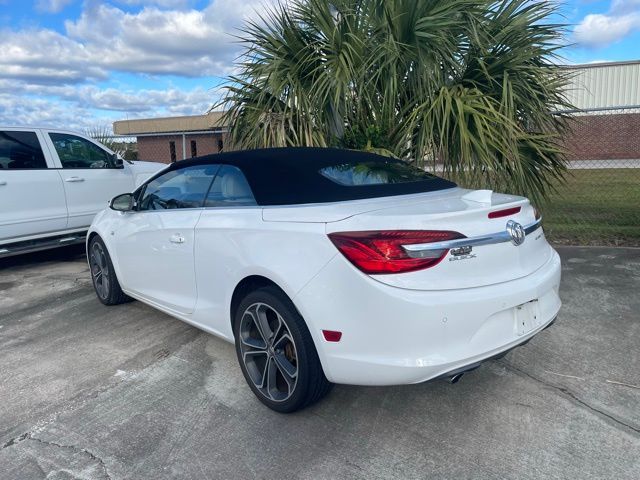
<box><xmin>167</xmin><ymin>147</ymin><xmax>456</xmax><ymax>206</ymax></box>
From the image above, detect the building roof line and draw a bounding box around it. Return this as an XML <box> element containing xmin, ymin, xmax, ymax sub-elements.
<box><xmin>115</xmin><ymin>129</ymin><xmax>229</xmax><ymax>137</ymax></box>
<box><xmin>560</xmin><ymin>59</ymin><xmax>640</xmax><ymax>69</ymax></box>
<box><xmin>113</xmin><ymin>111</ymin><xmax>227</xmax><ymax>135</ymax></box>
<box><xmin>117</xmin><ymin>112</ymin><xmax>224</xmax><ymax>122</ymax></box>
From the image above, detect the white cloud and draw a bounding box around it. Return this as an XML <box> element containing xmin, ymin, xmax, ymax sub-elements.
<box><xmin>574</xmin><ymin>1</ymin><xmax>640</xmax><ymax>48</ymax></box>
<box><xmin>1</xmin><ymin>1</ymin><xmax>276</xmax><ymax>84</ymax></box>
<box><xmin>0</xmin><ymin>0</ymin><xmax>274</xmax><ymax>130</ymax></box>
<box><xmin>64</xmin><ymin>3</ymin><xmax>235</xmax><ymax>76</ymax></box>
<box><xmin>574</xmin><ymin>13</ymin><xmax>640</xmax><ymax>46</ymax></box>
<box><xmin>0</xmin><ymin>79</ymin><xmax>218</xmax><ymax>113</ymax></box>
<box><xmin>0</xmin><ymin>81</ymin><xmax>220</xmax><ymax>130</ymax></box>
<box><xmin>74</xmin><ymin>85</ymin><xmax>217</xmax><ymax>113</ymax></box>
<box><xmin>611</xmin><ymin>0</ymin><xmax>640</xmax><ymax>15</ymax></box>
<box><xmin>0</xmin><ymin>28</ymin><xmax>107</xmax><ymax>84</ymax></box>
<box><xmin>36</xmin><ymin>0</ymin><xmax>75</xmax><ymax>14</ymax></box>
<box><xmin>0</xmin><ymin>94</ymin><xmax>95</xmax><ymax>131</ymax></box>
<box><xmin>116</xmin><ymin>0</ymin><xmax>193</xmax><ymax>8</ymax></box>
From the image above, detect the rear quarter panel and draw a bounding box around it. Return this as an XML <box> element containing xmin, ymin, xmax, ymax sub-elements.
<box><xmin>191</xmin><ymin>208</ymin><xmax>338</xmax><ymax>339</ymax></box>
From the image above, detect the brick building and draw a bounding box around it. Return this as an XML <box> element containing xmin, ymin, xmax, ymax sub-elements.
<box><xmin>561</xmin><ymin>60</ymin><xmax>640</xmax><ymax>161</ymax></box>
<box><xmin>564</xmin><ymin>112</ymin><xmax>640</xmax><ymax>161</ymax></box>
<box><xmin>113</xmin><ymin>112</ymin><xmax>227</xmax><ymax>164</ymax></box>
<box><xmin>114</xmin><ymin>60</ymin><xmax>640</xmax><ymax>163</ymax></box>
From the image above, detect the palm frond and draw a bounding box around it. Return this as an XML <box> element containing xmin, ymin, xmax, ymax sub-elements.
<box><xmin>216</xmin><ymin>0</ymin><xmax>572</xmax><ymax>201</ymax></box>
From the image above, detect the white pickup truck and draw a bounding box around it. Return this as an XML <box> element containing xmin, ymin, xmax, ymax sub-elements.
<box><xmin>0</xmin><ymin>127</ymin><xmax>165</xmax><ymax>257</ymax></box>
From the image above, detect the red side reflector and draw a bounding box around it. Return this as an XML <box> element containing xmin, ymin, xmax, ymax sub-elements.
<box><xmin>488</xmin><ymin>206</ymin><xmax>521</xmax><ymax>219</ymax></box>
<box><xmin>322</xmin><ymin>330</ymin><xmax>342</xmax><ymax>342</ymax></box>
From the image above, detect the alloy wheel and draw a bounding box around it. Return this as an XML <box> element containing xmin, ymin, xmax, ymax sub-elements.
<box><xmin>90</xmin><ymin>242</ymin><xmax>110</xmax><ymax>300</ymax></box>
<box><xmin>238</xmin><ymin>302</ymin><xmax>298</xmax><ymax>402</ymax></box>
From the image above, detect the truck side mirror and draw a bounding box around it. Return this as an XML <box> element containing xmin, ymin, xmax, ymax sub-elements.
<box><xmin>112</xmin><ymin>153</ymin><xmax>124</xmax><ymax>168</ymax></box>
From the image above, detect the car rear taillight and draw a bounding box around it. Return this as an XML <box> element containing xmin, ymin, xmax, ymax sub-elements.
<box><xmin>328</xmin><ymin>230</ymin><xmax>465</xmax><ymax>275</ymax></box>
<box><xmin>533</xmin><ymin>206</ymin><xmax>542</xmax><ymax>220</ymax></box>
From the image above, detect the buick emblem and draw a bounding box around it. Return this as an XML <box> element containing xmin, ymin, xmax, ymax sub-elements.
<box><xmin>506</xmin><ymin>220</ymin><xmax>526</xmax><ymax>246</ymax></box>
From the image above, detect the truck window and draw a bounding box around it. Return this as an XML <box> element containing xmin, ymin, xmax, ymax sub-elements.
<box><xmin>0</xmin><ymin>131</ymin><xmax>47</xmax><ymax>170</ymax></box>
<box><xmin>49</xmin><ymin>133</ymin><xmax>115</xmax><ymax>169</ymax></box>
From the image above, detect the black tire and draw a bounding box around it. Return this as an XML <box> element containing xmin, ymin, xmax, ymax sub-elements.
<box><xmin>88</xmin><ymin>236</ymin><xmax>131</xmax><ymax>306</ymax></box>
<box><xmin>233</xmin><ymin>285</ymin><xmax>333</xmax><ymax>413</ymax></box>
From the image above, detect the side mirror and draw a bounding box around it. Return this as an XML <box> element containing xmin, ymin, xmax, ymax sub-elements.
<box><xmin>110</xmin><ymin>193</ymin><xmax>135</xmax><ymax>212</ymax></box>
<box><xmin>112</xmin><ymin>153</ymin><xmax>124</xmax><ymax>169</ymax></box>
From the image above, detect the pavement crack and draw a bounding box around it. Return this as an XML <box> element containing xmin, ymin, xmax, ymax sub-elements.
<box><xmin>1</xmin><ymin>431</ymin><xmax>29</xmax><ymax>450</ymax></box>
<box><xmin>500</xmin><ymin>361</ymin><xmax>640</xmax><ymax>435</ymax></box>
<box><xmin>1</xmin><ymin>432</ymin><xmax>111</xmax><ymax>480</ymax></box>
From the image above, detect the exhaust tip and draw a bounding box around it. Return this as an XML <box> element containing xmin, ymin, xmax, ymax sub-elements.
<box><xmin>447</xmin><ymin>373</ymin><xmax>464</xmax><ymax>384</ymax></box>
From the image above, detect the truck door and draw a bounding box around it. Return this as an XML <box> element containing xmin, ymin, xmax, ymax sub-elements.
<box><xmin>45</xmin><ymin>131</ymin><xmax>135</xmax><ymax>229</ymax></box>
<box><xmin>0</xmin><ymin>129</ymin><xmax>67</xmax><ymax>242</ymax></box>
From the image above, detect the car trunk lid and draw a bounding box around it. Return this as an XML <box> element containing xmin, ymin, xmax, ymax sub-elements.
<box><xmin>324</xmin><ymin>189</ymin><xmax>551</xmax><ymax>290</ymax></box>
<box><xmin>262</xmin><ymin>187</ymin><xmax>481</xmax><ymax>223</ymax></box>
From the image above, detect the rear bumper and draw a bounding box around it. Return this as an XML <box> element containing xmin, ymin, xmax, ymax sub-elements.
<box><xmin>294</xmin><ymin>249</ymin><xmax>561</xmax><ymax>386</ymax></box>
<box><xmin>434</xmin><ymin>316</ymin><xmax>556</xmax><ymax>381</ymax></box>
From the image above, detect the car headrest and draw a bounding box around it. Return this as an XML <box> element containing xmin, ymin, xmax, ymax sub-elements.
<box><xmin>221</xmin><ymin>171</ymin><xmax>247</xmax><ymax>198</ymax></box>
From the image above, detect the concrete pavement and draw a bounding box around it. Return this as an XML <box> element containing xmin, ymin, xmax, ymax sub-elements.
<box><xmin>0</xmin><ymin>245</ymin><xmax>638</xmax><ymax>479</ymax></box>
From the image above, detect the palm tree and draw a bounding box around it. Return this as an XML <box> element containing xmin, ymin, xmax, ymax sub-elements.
<box><xmin>219</xmin><ymin>0</ymin><xmax>572</xmax><ymax>202</ymax></box>
<box><xmin>86</xmin><ymin>125</ymin><xmax>138</xmax><ymax>161</ymax></box>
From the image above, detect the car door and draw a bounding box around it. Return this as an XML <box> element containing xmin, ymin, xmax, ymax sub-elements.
<box><xmin>112</xmin><ymin>164</ymin><xmax>219</xmax><ymax>314</ymax></box>
<box><xmin>0</xmin><ymin>129</ymin><xmax>68</xmax><ymax>242</ymax></box>
<box><xmin>46</xmin><ymin>131</ymin><xmax>135</xmax><ymax>229</ymax></box>
<box><xmin>191</xmin><ymin>164</ymin><xmax>262</xmax><ymax>334</ymax></box>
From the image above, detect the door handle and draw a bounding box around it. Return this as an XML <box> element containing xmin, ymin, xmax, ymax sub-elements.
<box><xmin>170</xmin><ymin>234</ymin><xmax>185</xmax><ymax>244</ymax></box>
<box><xmin>65</xmin><ymin>176</ymin><xmax>85</xmax><ymax>182</ymax></box>
<box><xmin>0</xmin><ymin>180</ymin><xmax>6</xmax><ymax>186</ymax></box>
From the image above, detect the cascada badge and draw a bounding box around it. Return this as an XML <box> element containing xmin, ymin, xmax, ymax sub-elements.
<box><xmin>449</xmin><ymin>245</ymin><xmax>475</xmax><ymax>262</ymax></box>
<box><xmin>507</xmin><ymin>220</ymin><xmax>526</xmax><ymax>246</ymax></box>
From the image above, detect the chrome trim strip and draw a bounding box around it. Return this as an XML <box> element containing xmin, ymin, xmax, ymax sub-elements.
<box><xmin>523</xmin><ymin>219</ymin><xmax>542</xmax><ymax>236</ymax></box>
<box><xmin>402</xmin><ymin>218</ymin><xmax>542</xmax><ymax>258</ymax></box>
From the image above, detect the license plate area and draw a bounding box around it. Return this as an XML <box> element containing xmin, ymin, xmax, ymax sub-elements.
<box><xmin>515</xmin><ymin>299</ymin><xmax>542</xmax><ymax>336</ymax></box>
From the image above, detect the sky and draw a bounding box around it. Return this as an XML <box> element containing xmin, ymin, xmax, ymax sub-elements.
<box><xmin>0</xmin><ymin>0</ymin><xmax>639</xmax><ymax>132</ymax></box>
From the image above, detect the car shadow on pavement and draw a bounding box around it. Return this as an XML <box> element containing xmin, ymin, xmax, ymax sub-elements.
<box><xmin>0</xmin><ymin>244</ymin><xmax>86</xmax><ymax>270</ymax></box>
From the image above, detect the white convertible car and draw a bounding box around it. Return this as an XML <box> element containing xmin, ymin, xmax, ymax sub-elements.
<box><xmin>88</xmin><ymin>147</ymin><xmax>561</xmax><ymax>412</ymax></box>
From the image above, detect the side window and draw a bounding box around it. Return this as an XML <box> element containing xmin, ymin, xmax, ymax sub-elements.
<box><xmin>0</xmin><ymin>131</ymin><xmax>47</xmax><ymax>169</ymax></box>
<box><xmin>49</xmin><ymin>133</ymin><xmax>114</xmax><ymax>169</ymax></box>
<box><xmin>205</xmin><ymin>165</ymin><xmax>257</xmax><ymax>207</ymax></box>
<box><xmin>138</xmin><ymin>165</ymin><xmax>218</xmax><ymax>211</ymax></box>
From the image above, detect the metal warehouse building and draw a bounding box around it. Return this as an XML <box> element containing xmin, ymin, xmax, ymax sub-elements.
<box><xmin>114</xmin><ymin>60</ymin><xmax>640</xmax><ymax>164</ymax></box>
